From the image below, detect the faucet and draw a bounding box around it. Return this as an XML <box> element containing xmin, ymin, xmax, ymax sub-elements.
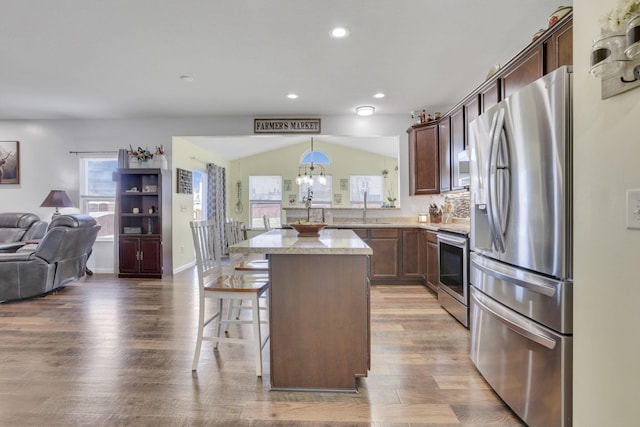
<box><xmin>362</xmin><ymin>190</ymin><xmax>368</xmax><ymax>223</ymax></box>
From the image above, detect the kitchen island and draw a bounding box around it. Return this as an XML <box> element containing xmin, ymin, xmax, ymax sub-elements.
<box><xmin>229</xmin><ymin>228</ymin><xmax>372</xmax><ymax>391</ymax></box>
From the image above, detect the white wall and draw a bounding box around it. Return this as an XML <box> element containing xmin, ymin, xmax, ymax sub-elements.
<box><xmin>0</xmin><ymin>114</ymin><xmax>422</xmax><ymax>272</ymax></box>
<box><xmin>574</xmin><ymin>1</ymin><xmax>640</xmax><ymax>425</ymax></box>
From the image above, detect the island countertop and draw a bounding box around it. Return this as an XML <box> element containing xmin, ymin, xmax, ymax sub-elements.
<box><xmin>228</xmin><ymin>228</ymin><xmax>372</xmax><ymax>256</ymax></box>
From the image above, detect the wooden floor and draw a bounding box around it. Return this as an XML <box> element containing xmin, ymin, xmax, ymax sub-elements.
<box><xmin>0</xmin><ymin>268</ymin><xmax>524</xmax><ymax>426</ymax></box>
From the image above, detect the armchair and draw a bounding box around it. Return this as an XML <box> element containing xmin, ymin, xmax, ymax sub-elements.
<box><xmin>0</xmin><ymin>212</ymin><xmax>48</xmax><ymax>253</ymax></box>
<box><xmin>0</xmin><ymin>214</ymin><xmax>100</xmax><ymax>302</ymax></box>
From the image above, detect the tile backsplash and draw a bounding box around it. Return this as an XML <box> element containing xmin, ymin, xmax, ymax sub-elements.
<box><xmin>419</xmin><ymin>191</ymin><xmax>470</xmax><ymax>219</ymax></box>
<box><xmin>445</xmin><ymin>191</ymin><xmax>470</xmax><ymax>218</ymax></box>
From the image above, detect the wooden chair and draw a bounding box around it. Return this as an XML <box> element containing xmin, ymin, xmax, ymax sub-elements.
<box><xmin>190</xmin><ymin>219</ymin><xmax>269</xmax><ymax>377</ymax></box>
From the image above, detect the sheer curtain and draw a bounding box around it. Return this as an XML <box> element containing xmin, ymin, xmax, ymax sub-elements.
<box><xmin>206</xmin><ymin>163</ymin><xmax>226</xmax><ymax>252</ymax></box>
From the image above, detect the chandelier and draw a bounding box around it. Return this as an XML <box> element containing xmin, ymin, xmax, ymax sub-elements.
<box><xmin>296</xmin><ymin>137</ymin><xmax>327</xmax><ymax>185</ymax></box>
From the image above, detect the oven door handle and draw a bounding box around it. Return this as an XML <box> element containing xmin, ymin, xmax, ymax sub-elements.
<box><xmin>437</xmin><ymin>234</ymin><xmax>468</xmax><ymax>247</ymax></box>
<box><xmin>472</xmin><ymin>288</ymin><xmax>557</xmax><ymax>350</ymax></box>
<box><xmin>471</xmin><ymin>256</ymin><xmax>557</xmax><ymax>297</ymax></box>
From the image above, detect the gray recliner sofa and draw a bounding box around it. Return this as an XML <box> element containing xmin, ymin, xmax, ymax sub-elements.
<box><xmin>0</xmin><ymin>212</ymin><xmax>48</xmax><ymax>253</ymax></box>
<box><xmin>0</xmin><ymin>214</ymin><xmax>100</xmax><ymax>302</ymax></box>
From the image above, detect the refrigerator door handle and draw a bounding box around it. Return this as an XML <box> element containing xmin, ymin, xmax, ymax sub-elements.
<box><xmin>487</xmin><ymin>109</ymin><xmax>506</xmax><ymax>252</ymax></box>
<box><xmin>495</xmin><ymin>125</ymin><xmax>511</xmax><ymax>235</ymax></box>
<box><xmin>472</xmin><ymin>288</ymin><xmax>557</xmax><ymax>350</ymax></box>
<box><xmin>471</xmin><ymin>255</ymin><xmax>558</xmax><ymax>297</ymax></box>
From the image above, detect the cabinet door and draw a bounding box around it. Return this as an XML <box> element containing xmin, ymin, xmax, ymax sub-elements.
<box><xmin>140</xmin><ymin>238</ymin><xmax>162</xmax><ymax>274</ymax></box>
<box><xmin>450</xmin><ymin>107</ymin><xmax>465</xmax><ymax>191</ymax></box>
<box><xmin>544</xmin><ymin>18</ymin><xmax>573</xmax><ymax>74</ymax></box>
<box><xmin>438</xmin><ymin>118</ymin><xmax>451</xmax><ymax>193</ymax></box>
<box><xmin>409</xmin><ymin>125</ymin><xmax>439</xmax><ymax>195</ymax></box>
<box><xmin>369</xmin><ymin>229</ymin><xmax>399</xmax><ymax>279</ymax></box>
<box><xmin>481</xmin><ymin>79</ymin><xmax>501</xmax><ymax>113</ymax></box>
<box><xmin>119</xmin><ymin>237</ymin><xmax>140</xmax><ymax>274</ymax></box>
<box><xmin>464</xmin><ymin>95</ymin><xmax>480</xmax><ymax>148</ymax></box>
<box><xmin>501</xmin><ymin>46</ymin><xmax>543</xmax><ymax>98</ymax></box>
<box><xmin>401</xmin><ymin>229</ymin><xmax>421</xmax><ymax>279</ymax></box>
<box><xmin>426</xmin><ymin>233</ymin><xmax>439</xmax><ymax>293</ymax></box>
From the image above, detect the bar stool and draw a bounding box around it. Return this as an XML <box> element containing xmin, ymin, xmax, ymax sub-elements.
<box><xmin>190</xmin><ymin>219</ymin><xmax>269</xmax><ymax>377</ymax></box>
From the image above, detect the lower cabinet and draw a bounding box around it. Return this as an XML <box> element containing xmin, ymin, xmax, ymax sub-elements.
<box><xmin>401</xmin><ymin>229</ymin><xmax>421</xmax><ymax>279</ymax></box>
<box><xmin>369</xmin><ymin>229</ymin><xmax>399</xmax><ymax>280</ymax></box>
<box><xmin>119</xmin><ymin>236</ymin><xmax>163</xmax><ymax>278</ymax></box>
<box><xmin>354</xmin><ymin>227</ymin><xmax>424</xmax><ymax>284</ymax></box>
<box><xmin>425</xmin><ymin>231</ymin><xmax>439</xmax><ymax>293</ymax></box>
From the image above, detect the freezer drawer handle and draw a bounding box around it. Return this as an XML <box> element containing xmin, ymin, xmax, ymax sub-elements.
<box><xmin>471</xmin><ymin>256</ymin><xmax>557</xmax><ymax>297</ymax></box>
<box><xmin>472</xmin><ymin>290</ymin><xmax>557</xmax><ymax>350</ymax></box>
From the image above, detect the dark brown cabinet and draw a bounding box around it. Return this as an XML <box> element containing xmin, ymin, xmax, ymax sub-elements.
<box><xmin>408</xmin><ymin>124</ymin><xmax>439</xmax><ymax>195</ymax></box>
<box><xmin>543</xmin><ymin>18</ymin><xmax>573</xmax><ymax>74</ymax></box>
<box><xmin>355</xmin><ymin>227</ymin><xmax>425</xmax><ymax>284</ymax></box>
<box><xmin>501</xmin><ymin>46</ymin><xmax>544</xmax><ymax>99</ymax></box>
<box><xmin>401</xmin><ymin>228</ymin><xmax>421</xmax><ymax>279</ymax></box>
<box><xmin>369</xmin><ymin>228</ymin><xmax>399</xmax><ymax>280</ymax></box>
<box><xmin>450</xmin><ymin>107</ymin><xmax>465</xmax><ymax>191</ymax></box>
<box><xmin>425</xmin><ymin>231</ymin><xmax>439</xmax><ymax>293</ymax></box>
<box><xmin>480</xmin><ymin>79</ymin><xmax>501</xmax><ymax>113</ymax></box>
<box><xmin>464</xmin><ymin>94</ymin><xmax>480</xmax><ymax>141</ymax></box>
<box><xmin>438</xmin><ymin>118</ymin><xmax>451</xmax><ymax>193</ymax></box>
<box><xmin>115</xmin><ymin>168</ymin><xmax>171</xmax><ymax>278</ymax></box>
<box><xmin>119</xmin><ymin>236</ymin><xmax>162</xmax><ymax>275</ymax></box>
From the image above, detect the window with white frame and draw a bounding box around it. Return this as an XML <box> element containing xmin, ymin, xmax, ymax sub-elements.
<box><xmin>79</xmin><ymin>155</ymin><xmax>118</xmax><ymax>239</ymax></box>
<box><xmin>299</xmin><ymin>176</ymin><xmax>333</xmax><ymax>208</ymax></box>
<box><xmin>350</xmin><ymin>175</ymin><xmax>384</xmax><ymax>208</ymax></box>
<box><xmin>249</xmin><ymin>175</ymin><xmax>282</xmax><ymax>229</ymax></box>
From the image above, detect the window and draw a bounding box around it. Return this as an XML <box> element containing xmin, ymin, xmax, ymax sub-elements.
<box><xmin>79</xmin><ymin>156</ymin><xmax>118</xmax><ymax>239</ymax></box>
<box><xmin>299</xmin><ymin>176</ymin><xmax>333</xmax><ymax>208</ymax></box>
<box><xmin>193</xmin><ymin>170</ymin><xmax>206</xmax><ymax>220</ymax></box>
<box><xmin>350</xmin><ymin>175</ymin><xmax>384</xmax><ymax>208</ymax></box>
<box><xmin>249</xmin><ymin>175</ymin><xmax>282</xmax><ymax>229</ymax></box>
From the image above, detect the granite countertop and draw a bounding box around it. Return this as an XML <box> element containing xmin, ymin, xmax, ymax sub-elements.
<box><xmin>324</xmin><ymin>222</ymin><xmax>470</xmax><ymax>236</ymax></box>
<box><xmin>229</xmin><ymin>229</ymin><xmax>373</xmax><ymax>255</ymax></box>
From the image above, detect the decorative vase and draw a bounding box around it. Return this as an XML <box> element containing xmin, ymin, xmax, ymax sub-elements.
<box><xmin>129</xmin><ymin>157</ymin><xmax>140</xmax><ymax>168</ymax></box>
<box><xmin>154</xmin><ymin>154</ymin><xmax>168</xmax><ymax>169</ymax></box>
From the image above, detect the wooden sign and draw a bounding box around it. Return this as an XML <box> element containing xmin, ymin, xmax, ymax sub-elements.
<box><xmin>254</xmin><ymin>118</ymin><xmax>321</xmax><ymax>134</ymax></box>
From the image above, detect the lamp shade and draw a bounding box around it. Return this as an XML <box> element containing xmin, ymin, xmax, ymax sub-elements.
<box><xmin>40</xmin><ymin>190</ymin><xmax>73</xmax><ymax>208</ymax></box>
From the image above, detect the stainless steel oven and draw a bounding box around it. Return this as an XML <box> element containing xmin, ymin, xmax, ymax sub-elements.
<box><xmin>437</xmin><ymin>232</ymin><xmax>469</xmax><ymax>327</ymax></box>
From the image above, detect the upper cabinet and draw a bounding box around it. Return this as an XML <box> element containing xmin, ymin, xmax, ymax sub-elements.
<box><xmin>408</xmin><ymin>123</ymin><xmax>439</xmax><ymax>195</ymax></box>
<box><xmin>449</xmin><ymin>106</ymin><xmax>465</xmax><ymax>192</ymax></box>
<box><xmin>438</xmin><ymin>117</ymin><xmax>451</xmax><ymax>193</ymax></box>
<box><xmin>501</xmin><ymin>46</ymin><xmax>544</xmax><ymax>98</ymax></box>
<box><xmin>409</xmin><ymin>12</ymin><xmax>572</xmax><ymax>194</ymax></box>
<box><xmin>543</xmin><ymin>18</ymin><xmax>573</xmax><ymax>74</ymax></box>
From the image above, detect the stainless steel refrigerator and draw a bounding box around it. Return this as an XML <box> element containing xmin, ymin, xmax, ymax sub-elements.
<box><xmin>468</xmin><ymin>66</ymin><xmax>573</xmax><ymax>427</ymax></box>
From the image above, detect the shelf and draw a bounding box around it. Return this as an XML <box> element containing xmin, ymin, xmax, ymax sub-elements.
<box><xmin>121</xmin><ymin>213</ymin><xmax>159</xmax><ymax>217</ymax></box>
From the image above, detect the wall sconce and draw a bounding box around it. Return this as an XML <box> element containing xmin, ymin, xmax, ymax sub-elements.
<box><xmin>418</xmin><ymin>212</ymin><xmax>429</xmax><ymax>223</ymax></box>
<box><xmin>591</xmin><ymin>14</ymin><xmax>640</xmax><ymax>99</ymax></box>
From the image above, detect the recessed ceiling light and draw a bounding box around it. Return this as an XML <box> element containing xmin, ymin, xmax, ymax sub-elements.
<box><xmin>356</xmin><ymin>105</ymin><xmax>375</xmax><ymax>116</ymax></box>
<box><xmin>287</xmin><ymin>93</ymin><xmax>299</xmax><ymax>99</ymax></box>
<box><xmin>330</xmin><ymin>27</ymin><xmax>350</xmax><ymax>39</ymax></box>
<box><xmin>180</xmin><ymin>75</ymin><xmax>194</xmax><ymax>82</ymax></box>
<box><xmin>373</xmin><ymin>92</ymin><xmax>385</xmax><ymax>99</ymax></box>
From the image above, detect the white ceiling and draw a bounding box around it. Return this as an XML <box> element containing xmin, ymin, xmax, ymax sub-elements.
<box><xmin>1</xmin><ymin>0</ymin><xmax>568</xmax><ymax>159</ymax></box>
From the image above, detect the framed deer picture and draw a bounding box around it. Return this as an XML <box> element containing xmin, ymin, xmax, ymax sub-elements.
<box><xmin>0</xmin><ymin>141</ymin><xmax>19</xmax><ymax>185</ymax></box>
